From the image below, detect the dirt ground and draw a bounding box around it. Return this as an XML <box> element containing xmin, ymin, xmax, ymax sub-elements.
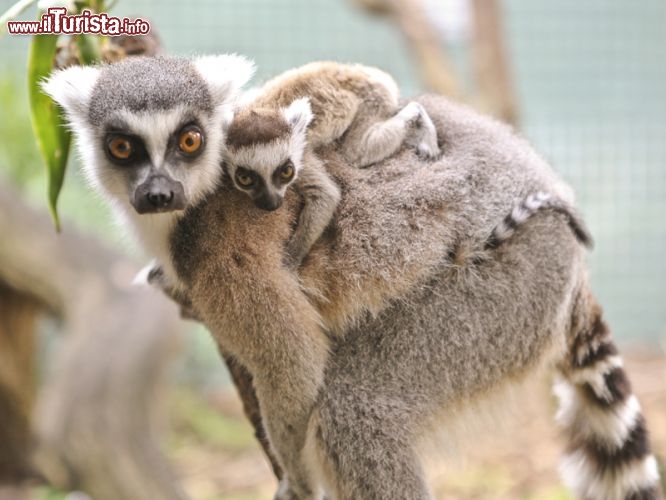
<box><xmin>172</xmin><ymin>348</ymin><xmax>666</xmax><ymax>500</ymax></box>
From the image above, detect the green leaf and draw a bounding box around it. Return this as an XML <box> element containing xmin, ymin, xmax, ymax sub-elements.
<box><xmin>76</xmin><ymin>33</ymin><xmax>101</xmax><ymax>65</ymax></box>
<box><xmin>28</xmin><ymin>33</ymin><xmax>71</xmax><ymax>232</ymax></box>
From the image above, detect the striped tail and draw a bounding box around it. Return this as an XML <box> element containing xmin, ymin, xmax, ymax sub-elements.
<box><xmin>486</xmin><ymin>191</ymin><xmax>593</xmax><ymax>250</ymax></box>
<box><xmin>555</xmin><ymin>295</ymin><xmax>663</xmax><ymax>500</ymax></box>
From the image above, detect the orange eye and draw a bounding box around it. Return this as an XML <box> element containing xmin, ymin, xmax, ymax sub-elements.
<box><xmin>178</xmin><ymin>127</ymin><xmax>203</xmax><ymax>155</ymax></box>
<box><xmin>108</xmin><ymin>136</ymin><xmax>133</xmax><ymax>160</ymax></box>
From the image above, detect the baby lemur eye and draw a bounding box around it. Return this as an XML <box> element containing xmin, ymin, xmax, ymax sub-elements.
<box><xmin>234</xmin><ymin>168</ymin><xmax>257</xmax><ymax>189</ymax></box>
<box><xmin>278</xmin><ymin>160</ymin><xmax>295</xmax><ymax>183</ymax></box>
<box><xmin>107</xmin><ymin>136</ymin><xmax>134</xmax><ymax>160</ymax></box>
<box><xmin>178</xmin><ymin>125</ymin><xmax>203</xmax><ymax>156</ymax></box>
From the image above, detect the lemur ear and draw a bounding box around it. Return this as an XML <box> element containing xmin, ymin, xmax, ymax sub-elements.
<box><xmin>194</xmin><ymin>54</ymin><xmax>256</xmax><ymax>105</ymax></box>
<box><xmin>41</xmin><ymin>65</ymin><xmax>101</xmax><ymax>122</ymax></box>
<box><xmin>282</xmin><ymin>97</ymin><xmax>313</xmax><ymax>134</ymax></box>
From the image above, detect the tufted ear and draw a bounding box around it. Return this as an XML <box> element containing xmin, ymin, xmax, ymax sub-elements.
<box><xmin>194</xmin><ymin>54</ymin><xmax>256</xmax><ymax>106</ymax></box>
<box><xmin>41</xmin><ymin>65</ymin><xmax>101</xmax><ymax>122</ymax></box>
<box><xmin>282</xmin><ymin>97</ymin><xmax>313</xmax><ymax>135</ymax></box>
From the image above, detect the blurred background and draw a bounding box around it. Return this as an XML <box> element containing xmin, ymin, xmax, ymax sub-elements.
<box><xmin>0</xmin><ymin>1</ymin><xmax>664</xmax><ymax>499</ymax></box>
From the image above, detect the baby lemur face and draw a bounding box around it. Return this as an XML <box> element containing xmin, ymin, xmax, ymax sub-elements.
<box><xmin>224</xmin><ymin>98</ymin><xmax>313</xmax><ymax>211</ymax></box>
<box><xmin>42</xmin><ymin>55</ymin><xmax>255</xmax><ymax>215</ymax></box>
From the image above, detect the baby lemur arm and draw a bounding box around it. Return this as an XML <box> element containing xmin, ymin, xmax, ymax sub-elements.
<box><xmin>286</xmin><ymin>150</ymin><xmax>341</xmax><ymax>267</ymax></box>
<box><xmin>342</xmin><ymin>100</ymin><xmax>441</xmax><ymax>167</ymax></box>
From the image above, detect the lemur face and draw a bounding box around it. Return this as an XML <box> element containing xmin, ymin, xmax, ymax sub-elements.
<box><xmin>231</xmin><ymin>155</ymin><xmax>296</xmax><ymax>211</ymax></box>
<box><xmin>225</xmin><ymin>136</ymin><xmax>299</xmax><ymax>211</ymax></box>
<box><xmin>99</xmin><ymin>110</ymin><xmax>208</xmax><ymax>214</ymax></box>
<box><xmin>224</xmin><ymin>98</ymin><xmax>313</xmax><ymax>211</ymax></box>
<box><xmin>42</xmin><ymin>55</ymin><xmax>255</xmax><ymax>215</ymax></box>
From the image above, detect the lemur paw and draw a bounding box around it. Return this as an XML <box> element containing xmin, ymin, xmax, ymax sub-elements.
<box><xmin>397</xmin><ymin>101</ymin><xmax>426</xmax><ymax>127</ymax></box>
<box><xmin>273</xmin><ymin>480</ymin><xmax>302</xmax><ymax>500</ymax></box>
<box><xmin>403</xmin><ymin>103</ymin><xmax>440</xmax><ymax>160</ymax></box>
<box><xmin>133</xmin><ymin>260</ymin><xmax>163</xmax><ymax>286</ymax></box>
<box><xmin>284</xmin><ymin>245</ymin><xmax>306</xmax><ymax>271</ymax></box>
<box><xmin>416</xmin><ymin>141</ymin><xmax>440</xmax><ymax>160</ymax></box>
<box><xmin>135</xmin><ymin>262</ymin><xmax>202</xmax><ymax>321</ymax></box>
<box><xmin>285</xmin><ymin>256</ymin><xmax>305</xmax><ymax>272</ymax></box>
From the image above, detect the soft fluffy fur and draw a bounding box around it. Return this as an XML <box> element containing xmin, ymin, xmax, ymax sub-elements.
<box><xmin>171</xmin><ymin>94</ymin><xmax>662</xmax><ymax>500</ymax></box>
<box><xmin>224</xmin><ymin>62</ymin><xmax>440</xmax><ymax>267</ymax></box>
<box><xmin>44</xmin><ymin>54</ymin><xmax>662</xmax><ymax>499</ymax></box>
<box><xmin>485</xmin><ymin>190</ymin><xmax>592</xmax><ymax>250</ymax></box>
<box><xmin>42</xmin><ymin>55</ymin><xmax>254</xmax><ymax>280</ymax></box>
<box><xmin>245</xmin><ymin>61</ymin><xmax>439</xmax><ymax>161</ymax></box>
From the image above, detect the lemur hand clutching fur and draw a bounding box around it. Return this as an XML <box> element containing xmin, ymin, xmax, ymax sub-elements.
<box><xmin>224</xmin><ymin>62</ymin><xmax>441</xmax><ymax>267</ymax></box>
<box><xmin>44</xmin><ymin>57</ymin><xmax>662</xmax><ymax>500</ymax></box>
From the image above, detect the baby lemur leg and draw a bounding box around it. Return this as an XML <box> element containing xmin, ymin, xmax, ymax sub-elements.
<box><xmin>344</xmin><ymin>101</ymin><xmax>440</xmax><ymax>167</ymax></box>
<box><xmin>286</xmin><ymin>151</ymin><xmax>341</xmax><ymax>268</ymax></box>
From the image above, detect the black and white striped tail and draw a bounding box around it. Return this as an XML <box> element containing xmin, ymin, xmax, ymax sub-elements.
<box><xmin>486</xmin><ymin>191</ymin><xmax>593</xmax><ymax>250</ymax></box>
<box><xmin>555</xmin><ymin>302</ymin><xmax>663</xmax><ymax>500</ymax></box>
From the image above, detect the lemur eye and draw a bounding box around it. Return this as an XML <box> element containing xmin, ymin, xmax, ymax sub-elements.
<box><xmin>235</xmin><ymin>171</ymin><xmax>256</xmax><ymax>188</ymax></box>
<box><xmin>279</xmin><ymin>161</ymin><xmax>295</xmax><ymax>182</ymax></box>
<box><xmin>108</xmin><ymin>136</ymin><xmax>133</xmax><ymax>160</ymax></box>
<box><xmin>178</xmin><ymin>126</ymin><xmax>203</xmax><ymax>155</ymax></box>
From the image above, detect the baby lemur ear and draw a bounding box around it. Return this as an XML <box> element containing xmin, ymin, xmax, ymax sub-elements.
<box><xmin>41</xmin><ymin>65</ymin><xmax>101</xmax><ymax>123</ymax></box>
<box><xmin>194</xmin><ymin>54</ymin><xmax>256</xmax><ymax>106</ymax></box>
<box><xmin>282</xmin><ymin>97</ymin><xmax>314</xmax><ymax>135</ymax></box>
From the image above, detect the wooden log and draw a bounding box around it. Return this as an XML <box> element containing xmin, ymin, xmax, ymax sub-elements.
<box><xmin>0</xmin><ymin>183</ymin><xmax>189</xmax><ymax>499</ymax></box>
<box><xmin>0</xmin><ymin>285</ymin><xmax>38</xmax><ymax>487</ymax></box>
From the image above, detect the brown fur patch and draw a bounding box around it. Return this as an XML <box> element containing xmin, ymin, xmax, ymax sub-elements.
<box><xmin>226</xmin><ymin>108</ymin><xmax>290</xmax><ymax>149</ymax></box>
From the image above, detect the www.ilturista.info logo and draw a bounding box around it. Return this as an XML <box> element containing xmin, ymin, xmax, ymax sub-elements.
<box><xmin>7</xmin><ymin>7</ymin><xmax>150</xmax><ymax>36</ymax></box>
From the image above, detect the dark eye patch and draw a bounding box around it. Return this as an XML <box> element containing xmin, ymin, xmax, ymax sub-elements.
<box><xmin>273</xmin><ymin>159</ymin><xmax>295</xmax><ymax>186</ymax></box>
<box><xmin>104</xmin><ymin>131</ymin><xmax>148</xmax><ymax>166</ymax></box>
<box><xmin>168</xmin><ymin>120</ymin><xmax>206</xmax><ymax>161</ymax></box>
<box><xmin>234</xmin><ymin>166</ymin><xmax>262</xmax><ymax>191</ymax></box>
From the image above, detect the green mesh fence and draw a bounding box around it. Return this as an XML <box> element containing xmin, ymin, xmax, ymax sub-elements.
<box><xmin>1</xmin><ymin>0</ymin><xmax>664</xmax><ymax>341</ymax></box>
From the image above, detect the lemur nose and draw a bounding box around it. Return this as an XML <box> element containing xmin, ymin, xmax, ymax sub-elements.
<box><xmin>147</xmin><ymin>189</ymin><xmax>174</xmax><ymax>207</ymax></box>
<box><xmin>132</xmin><ymin>174</ymin><xmax>186</xmax><ymax>214</ymax></box>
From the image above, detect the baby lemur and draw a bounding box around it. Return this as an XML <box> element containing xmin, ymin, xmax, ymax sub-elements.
<box><xmin>44</xmin><ymin>57</ymin><xmax>661</xmax><ymax>500</ymax></box>
<box><xmin>224</xmin><ymin>61</ymin><xmax>441</xmax><ymax>266</ymax></box>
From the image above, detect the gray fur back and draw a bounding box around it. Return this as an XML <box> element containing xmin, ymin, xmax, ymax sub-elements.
<box><xmin>170</xmin><ymin>94</ymin><xmax>657</xmax><ymax>499</ymax></box>
<box><xmin>303</xmin><ymin>95</ymin><xmax>588</xmax><ymax>429</ymax></box>
<box><xmin>292</xmin><ymin>95</ymin><xmax>584</xmax><ymax>334</ymax></box>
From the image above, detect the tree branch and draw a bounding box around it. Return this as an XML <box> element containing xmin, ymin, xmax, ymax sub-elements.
<box><xmin>471</xmin><ymin>0</ymin><xmax>519</xmax><ymax>125</ymax></box>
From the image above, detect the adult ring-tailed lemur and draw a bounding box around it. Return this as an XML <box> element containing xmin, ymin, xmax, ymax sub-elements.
<box><xmin>44</xmin><ymin>56</ymin><xmax>663</xmax><ymax>500</ymax></box>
